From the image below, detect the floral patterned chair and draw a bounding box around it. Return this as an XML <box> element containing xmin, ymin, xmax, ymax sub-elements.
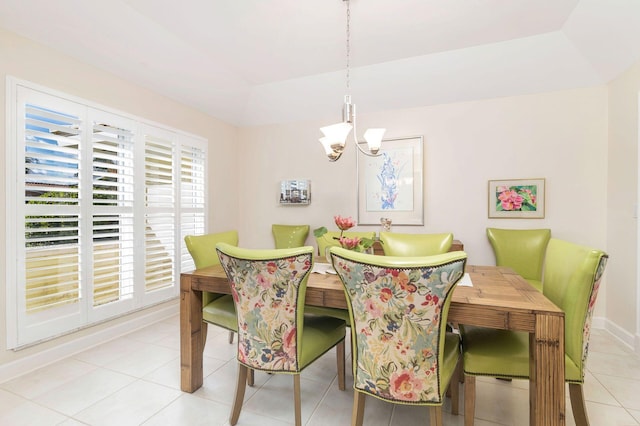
<box><xmin>329</xmin><ymin>247</ymin><xmax>468</xmax><ymax>426</ymax></box>
<box><xmin>461</xmin><ymin>239</ymin><xmax>608</xmax><ymax>426</ymax></box>
<box><xmin>216</xmin><ymin>243</ymin><xmax>346</xmax><ymax>426</ymax></box>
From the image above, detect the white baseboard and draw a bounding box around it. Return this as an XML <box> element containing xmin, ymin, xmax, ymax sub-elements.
<box><xmin>0</xmin><ymin>302</ymin><xmax>179</xmax><ymax>384</ymax></box>
<box><xmin>597</xmin><ymin>316</ymin><xmax>639</xmax><ymax>354</ymax></box>
<box><xmin>591</xmin><ymin>316</ymin><xmax>607</xmax><ymax>330</ymax></box>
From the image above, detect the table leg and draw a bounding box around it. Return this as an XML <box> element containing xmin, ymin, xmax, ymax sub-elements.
<box><xmin>180</xmin><ymin>274</ymin><xmax>204</xmax><ymax>392</ymax></box>
<box><xmin>529</xmin><ymin>313</ymin><xmax>565</xmax><ymax>425</ymax></box>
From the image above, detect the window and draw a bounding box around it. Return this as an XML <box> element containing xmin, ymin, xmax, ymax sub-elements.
<box><xmin>6</xmin><ymin>79</ymin><xmax>207</xmax><ymax>348</ymax></box>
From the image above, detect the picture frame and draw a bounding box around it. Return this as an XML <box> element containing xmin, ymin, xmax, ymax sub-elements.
<box><xmin>357</xmin><ymin>136</ymin><xmax>424</xmax><ymax>225</ymax></box>
<box><xmin>488</xmin><ymin>178</ymin><xmax>545</xmax><ymax>218</ymax></box>
<box><xmin>279</xmin><ymin>179</ymin><xmax>311</xmax><ymax>205</ymax></box>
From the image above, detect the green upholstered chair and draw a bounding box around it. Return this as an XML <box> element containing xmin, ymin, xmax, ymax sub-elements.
<box><xmin>272</xmin><ymin>224</ymin><xmax>310</xmax><ymax>248</ymax></box>
<box><xmin>329</xmin><ymin>247</ymin><xmax>467</xmax><ymax>426</ymax></box>
<box><xmin>316</xmin><ymin>231</ymin><xmax>377</xmax><ymax>257</ymax></box>
<box><xmin>461</xmin><ymin>239</ymin><xmax>608</xmax><ymax>426</ymax></box>
<box><xmin>216</xmin><ymin>243</ymin><xmax>346</xmax><ymax>426</ymax></box>
<box><xmin>379</xmin><ymin>232</ymin><xmax>454</xmax><ymax>256</ymax></box>
<box><xmin>184</xmin><ymin>231</ymin><xmax>239</xmax><ymax>345</ymax></box>
<box><xmin>486</xmin><ymin>227</ymin><xmax>551</xmax><ymax>291</ymax></box>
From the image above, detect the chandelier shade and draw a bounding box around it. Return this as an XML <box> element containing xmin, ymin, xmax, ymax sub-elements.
<box><xmin>319</xmin><ymin>122</ymin><xmax>352</xmax><ymax>161</ymax></box>
<box><xmin>363</xmin><ymin>128</ymin><xmax>385</xmax><ymax>154</ymax></box>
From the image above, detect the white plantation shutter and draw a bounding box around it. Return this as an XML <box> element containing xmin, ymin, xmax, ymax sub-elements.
<box><xmin>7</xmin><ymin>79</ymin><xmax>208</xmax><ymax>348</ymax></box>
<box><xmin>142</xmin><ymin>129</ymin><xmax>177</xmax><ymax>302</ymax></box>
<box><xmin>17</xmin><ymin>91</ymin><xmax>85</xmax><ymax>344</ymax></box>
<box><xmin>180</xmin><ymin>143</ymin><xmax>206</xmax><ymax>272</ymax></box>
<box><xmin>89</xmin><ymin>112</ymin><xmax>136</xmax><ymax>318</ymax></box>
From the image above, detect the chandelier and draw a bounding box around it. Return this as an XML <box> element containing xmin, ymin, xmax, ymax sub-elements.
<box><xmin>319</xmin><ymin>0</ymin><xmax>386</xmax><ymax>162</ymax></box>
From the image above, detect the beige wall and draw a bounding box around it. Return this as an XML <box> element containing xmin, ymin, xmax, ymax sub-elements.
<box><xmin>0</xmin><ymin>28</ymin><xmax>239</xmax><ymax>370</ymax></box>
<box><xmin>607</xmin><ymin>59</ymin><xmax>640</xmax><ymax>342</ymax></box>
<box><xmin>238</xmin><ymin>87</ymin><xmax>617</xmax><ymax>334</ymax></box>
<box><xmin>238</xmin><ymin>74</ymin><xmax>640</xmax><ymax>349</ymax></box>
<box><xmin>238</xmin><ymin>88</ymin><xmax>608</xmax><ymax>259</ymax></box>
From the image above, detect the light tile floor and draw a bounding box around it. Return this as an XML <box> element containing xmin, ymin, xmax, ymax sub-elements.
<box><xmin>1</xmin><ymin>315</ymin><xmax>639</xmax><ymax>425</ymax></box>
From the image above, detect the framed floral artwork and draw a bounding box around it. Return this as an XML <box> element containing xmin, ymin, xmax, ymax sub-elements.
<box><xmin>488</xmin><ymin>178</ymin><xmax>545</xmax><ymax>218</ymax></box>
<box><xmin>357</xmin><ymin>136</ymin><xmax>424</xmax><ymax>225</ymax></box>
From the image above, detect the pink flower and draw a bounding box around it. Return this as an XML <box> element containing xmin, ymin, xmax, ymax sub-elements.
<box><xmin>339</xmin><ymin>236</ymin><xmax>361</xmax><ymax>250</ymax></box>
<box><xmin>389</xmin><ymin>370</ymin><xmax>423</xmax><ymax>401</ymax></box>
<box><xmin>498</xmin><ymin>189</ymin><xmax>523</xmax><ymax>211</ymax></box>
<box><xmin>316</xmin><ymin>214</ymin><xmax>373</xmax><ymax>252</ymax></box>
<box><xmin>364</xmin><ymin>298</ymin><xmax>382</xmax><ymax>318</ymax></box>
<box><xmin>334</xmin><ymin>215</ymin><xmax>355</xmax><ymax>231</ymax></box>
<box><xmin>283</xmin><ymin>326</ymin><xmax>297</xmax><ymax>359</ymax></box>
<box><xmin>266</xmin><ymin>262</ymin><xmax>278</xmax><ymax>274</ymax></box>
<box><xmin>523</xmin><ymin>189</ymin><xmax>537</xmax><ymax>205</ymax></box>
<box><xmin>257</xmin><ymin>273</ymin><xmax>270</xmax><ymax>290</ymax></box>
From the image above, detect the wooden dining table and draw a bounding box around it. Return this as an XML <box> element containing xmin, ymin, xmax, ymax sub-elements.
<box><xmin>180</xmin><ymin>263</ymin><xmax>566</xmax><ymax>426</ymax></box>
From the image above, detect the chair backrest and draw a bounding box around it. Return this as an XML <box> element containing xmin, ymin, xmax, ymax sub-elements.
<box><xmin>184</xmin><ymin>230</ymin><xmax>239</xmax><ymax>269</ymax></box>
<box><xmin>329</xmin><ymin>247</ymin><xmax>467</xmax><ymax>403</ymax></box>
<box><xmin>272</xmin><ymin>224</ymin><xmax>310</xmax><ymax>249</ymax></box>
<box><xmin>216</xmin><ymin>243</ymin><xmax>314</xmax><ymax>373</ymax></box>
<box><xmin>542</xmin><ymin>239</ymin><xmax>608</xmax><ymax>377</ymax></box>
<box><xmin>379</xmin><ymin>232</ymin><xmax>453</xmax><ymax>256</ymax></box>
<box><xmin>316</xmin><ymin>231</ymin><xmax>377</xmax><ymax>257</ymax></box>
<box><xmin>486</xmin><ymin>228</ymin><xmax>551</xmax><ymax>282</ymax></box>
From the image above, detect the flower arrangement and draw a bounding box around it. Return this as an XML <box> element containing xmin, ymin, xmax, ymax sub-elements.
<box><xmin>314</xmin><ymin>215</ymin><xmax>375</xmax><ymax>253</ymax></box>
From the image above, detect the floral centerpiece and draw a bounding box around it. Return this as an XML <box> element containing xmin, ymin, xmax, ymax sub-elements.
<box><xmin>314</xmin><ymin>215</ymin><xmax>375</xmax><ymax>253</ymax></box>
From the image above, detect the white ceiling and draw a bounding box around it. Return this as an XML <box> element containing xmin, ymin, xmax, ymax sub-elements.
<box><xmin>2</xmin><ymin>0</ymin><xmax>640</xmax><ymax>126</ymax></box>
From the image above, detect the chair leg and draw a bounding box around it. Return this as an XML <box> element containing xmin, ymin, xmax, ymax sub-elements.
<box><xmin>293</xmin><ymin>374</ymin><xmax>302</xmax><ymax>426</ymax></box>
<box><xmin>450</xmin><ymin>359</ymin><xmax>461</xmax><ymax>415</ymax></box>
<box><xmin>337</xmin><ymin>340</ymin><xmax>346</xmax><ymax>390</ymax></box>
<box><xmin>429</xmin><ymin>406</ymin><xmax>443</xmax><ymax>426</ymax></box>
<box><xmin>352</xmin><ymin>391</ymin><xmax>366</xmax><ymax>426</ymax></box>
<box><xmin>247</xmin><ymin>369</ymin><xmax>254</xmax><ymax>387</ymax></box>
<box><xmin>228</xmin><ymin>330</ymin><xmax>234</xmax><ymax>344</ymax></box>
<box><xmin>464</xmin><ymin>374</ymin><xmax>476</xmax><ymax>426</ymax></box>
<box><xmin>229</xmin><ymin>364</ymin><xmax>248</xmax><ymax>426</ymax></box>
<box><xmin>569</xmin><ymin>383</ymin><xmax>590</xmax><ymax>426</ymax></box>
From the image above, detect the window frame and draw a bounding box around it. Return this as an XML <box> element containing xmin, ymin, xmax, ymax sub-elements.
<box><xmin>6</xmin><ymin>77</ymin><xmax>208</xmax><ymax>349</ymax></box>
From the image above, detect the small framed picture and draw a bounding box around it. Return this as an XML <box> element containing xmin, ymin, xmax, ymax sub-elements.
<box><xmin>279</xmin><ymin>180</ymin><xmax>311</xmax><ymax>205</ymax></box>
<box><xmin>488</xmin><ymin>178</ymin><xmax>545</xmax><ymax>219</ymax></box>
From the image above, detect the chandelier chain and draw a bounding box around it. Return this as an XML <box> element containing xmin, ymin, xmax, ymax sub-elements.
<box><xmin>345</xmin><ymin>0</ymin><xmax>350</xmax><ymax>94</ymax></box>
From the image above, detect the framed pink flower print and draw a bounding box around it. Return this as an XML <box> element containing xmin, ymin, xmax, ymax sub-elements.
<box><xmin>488</xmin><ymin>178</ymin><xmax>545</xmax><ymax>219</ymax></box>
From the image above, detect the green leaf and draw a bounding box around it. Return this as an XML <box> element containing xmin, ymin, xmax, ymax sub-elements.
<box><xmin>313</xmin><ymin>226</ymin><xmax>328</xmax><ymax>238</ymax></box>
<box><xmin>359</xmin><ymin>237</ymin><xmax>375</xmax><ymax>248</ymax></box>
<box><xmin>520</xmin><ymin>192</ymin><xmax>533</xmax><ymax>204</ymax></box>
